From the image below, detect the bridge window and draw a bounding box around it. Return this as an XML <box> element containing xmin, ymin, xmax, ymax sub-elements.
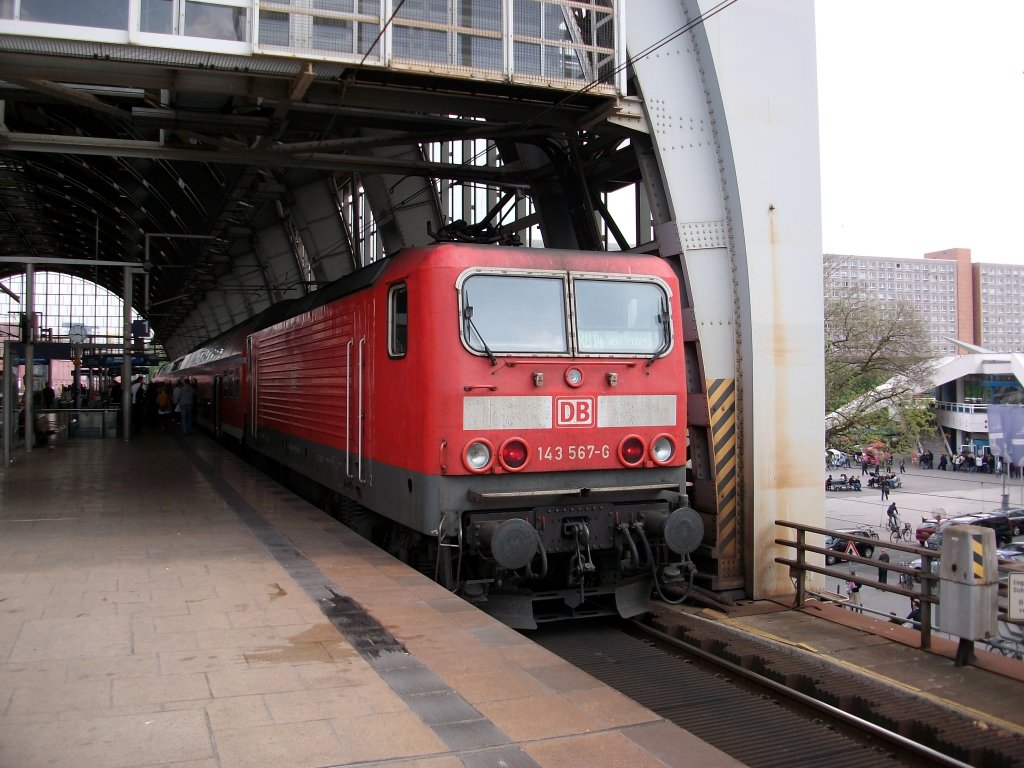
<box><xmin>10</xmin><ymin>0</ymin><xmax>128</xmax><ymax>28</ymax></box>
<box><xmin>140</xmin><ymin>0</ymin><xmax>248</xmax><ymax>41</ymax></box>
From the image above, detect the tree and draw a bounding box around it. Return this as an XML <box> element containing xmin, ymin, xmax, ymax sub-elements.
<box><xmin>824</xmin><ymin>258</ymin><xmax>937</xmax><ymax>452</ymax></box>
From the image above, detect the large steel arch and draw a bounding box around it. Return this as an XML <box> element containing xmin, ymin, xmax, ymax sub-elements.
<box><xmin>628</xmin><ymin>0</ymin><xmax>823</xmax><ymax>596</ymax></box>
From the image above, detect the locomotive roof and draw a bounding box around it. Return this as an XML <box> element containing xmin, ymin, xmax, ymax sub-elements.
<box><xmin>179</xmin><ymin>256</ymin><xmax>392</xmax><ymax>362</ymax></box>
<box><xmin>277</xmin><ymin>258</ymin><xmax>391</xmax><ymax>324</ymax></box>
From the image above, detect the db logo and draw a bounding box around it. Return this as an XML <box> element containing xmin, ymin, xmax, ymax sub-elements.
<box><xmin>556</xmin><ymin>396</ymin><xmax>595</xmax><ymax>427</ymax></box>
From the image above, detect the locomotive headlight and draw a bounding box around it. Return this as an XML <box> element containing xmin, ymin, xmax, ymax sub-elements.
<box><xmin>499</xmin><ymin>438</ymin><xmax>529</xmax><ymax>471</ymax></box>
<box><xmin>463</xmin><ymin>439</ymin><xmax>494</xmax><ymax>473</ymax></box>
<box><xmin>618</xmin><ymin>435</ymin><xmax>646</xmax><ymax>467</ymax></box>
<box><xmin>564</xmin><ymin>367</ymin><xmax>584</xmax><ymax>387</ymax></box>
<box><xmin>650</xmin><ymin>434</ymin><xmax>675</xmax><ymax>465</ymax></box>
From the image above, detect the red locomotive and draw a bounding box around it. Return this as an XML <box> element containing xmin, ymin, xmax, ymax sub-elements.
<box><xmin>154</xmin><ymin>243</ymin><xmax>702</xmax><ymax>628</ymax></box>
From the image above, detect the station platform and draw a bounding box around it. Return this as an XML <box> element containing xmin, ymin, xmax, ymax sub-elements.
<box><xmin>2</xmin><ymin>433</ymin><xmax>1022</xmax><ymax>768</ymax></box>
<box><xmin>0</xmin><ymin>433</ymin><xmax>739</xmax><ymax>768</ymax></box>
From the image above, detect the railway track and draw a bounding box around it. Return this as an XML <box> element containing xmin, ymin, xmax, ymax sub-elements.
<box><xmin>530</xmin><ymin>608</ymin><xmax>1024</xmax><ymax>768</ymax></box>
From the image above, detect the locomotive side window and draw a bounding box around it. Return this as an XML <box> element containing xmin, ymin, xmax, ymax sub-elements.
<box><xmin>462</xmin><ymin>274</ymin><xmax>568</xmax><ymax>354</ymax></box>
<box><xmin>573</xmin><ymin>279</ymin><xmax>669</xmax><ymax>355</ymax></box>
<box><xmin>389</xmin><ymin>283</ymin><xmax>408</xmax><ymax>358</ymax></box>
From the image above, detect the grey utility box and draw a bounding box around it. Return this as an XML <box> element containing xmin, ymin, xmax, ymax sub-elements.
<box><xmin>937</xmin><ymin>525</ymin><xmax>998</xmax><ymax>640</ymax></box>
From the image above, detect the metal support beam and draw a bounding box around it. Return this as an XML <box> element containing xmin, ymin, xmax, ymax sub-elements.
<box><xmin>24</xmin><ymin>263</ymin><xmax>34</xmax><ymax>454</ymax></box>
<box><xmin>122</xmin><ymin>266</ymin><xmax>132</xmax><ymax>442</ymax></box>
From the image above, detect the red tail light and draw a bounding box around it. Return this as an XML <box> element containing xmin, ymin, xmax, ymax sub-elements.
<box><xmin>499</xmin><ymin>438</ymin><xmax>529</xmax><ymax>471</ymax></box>
<box><xmin>618</xmin><ymin>435</ymin><xmax>646</xmax><ymax>466</ymax></box>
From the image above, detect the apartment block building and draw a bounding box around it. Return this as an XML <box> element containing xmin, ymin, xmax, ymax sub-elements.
<box><xmin>824</xmin><ymin>247</ymin><xmax>1024</xmax><ymax>355</ymax></box>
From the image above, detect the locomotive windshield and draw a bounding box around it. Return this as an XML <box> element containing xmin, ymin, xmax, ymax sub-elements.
<box><xmin>573</xmin><ymin>279</ymin><xmax>668</xmax><ymax>355</ymax></box>
<box><xmin>460</xmin><ymin>271</ymin><xmax>670</xmax><ymax>357</ymax></box>
<box><xmin>463</xmin><ymin>275</ymin><xmax>569</xmax><ymax>353</ymax></box>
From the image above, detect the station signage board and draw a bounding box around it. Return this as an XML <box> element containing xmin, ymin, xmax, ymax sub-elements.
<box><xmin>1009</xmin><ymin>572</ymin><xmax>1024</xmax><ymax>621</ymax></box>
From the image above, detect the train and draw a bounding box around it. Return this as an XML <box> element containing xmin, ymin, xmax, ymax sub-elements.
<box><xmin>153</xmin><ymin>242</ymin><xmax>703</xmax><ymax>628</ymax></box>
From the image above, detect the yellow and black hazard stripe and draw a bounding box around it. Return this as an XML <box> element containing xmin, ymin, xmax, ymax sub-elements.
<box><xmin>971</xmin><ymin>533</ymin><xmax>985</xmax><ymax>581</ymax></box>
<box><xmin>707</xmin><ymin>378</ymin><xmax>738</xmax><ymax>551</ymax></box>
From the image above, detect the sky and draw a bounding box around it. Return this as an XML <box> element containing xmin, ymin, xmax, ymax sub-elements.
<box><xmin>815</xmin><ymin>1</ymin><xmax>1024</xmax><ymax>264</ymax></box>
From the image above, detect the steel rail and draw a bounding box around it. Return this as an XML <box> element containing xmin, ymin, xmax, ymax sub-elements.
<box><xmin>628</xmin><ymin>618</ymin><xmax>973</xmax><ymax>768</ymax></box>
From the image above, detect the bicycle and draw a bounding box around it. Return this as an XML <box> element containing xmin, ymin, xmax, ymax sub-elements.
<box><xmin>897</xmin><ymin>571</ymin><xmax>915</xmax><ymax>588</ymax></box>
<box><xmin>887</xmin><ymin>518</ymin><xmax>913</xmax><ymax>543</ymax></box>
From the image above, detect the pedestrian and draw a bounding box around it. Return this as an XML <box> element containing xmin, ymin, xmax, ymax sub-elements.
<box><xmin>41</xmin><ymin>381</ymin><xmax>55</xmax><ymax>409</ymax></box>
<box><xmin>846</xmin><ymin>578</ymin><xmax>862</xmax><ymax>613</ymax></box>
<box><xmin>861</xmin><ymin>459</ymin><xmax>868</xmax><ymax>476</ymax></box>
<box><xmin>877</xmin><ymin>550</ymin><xmax>890</xmax><ymax>584</ymax></box>
<box><xmin>177</xmin><ymin>379</ymin><xmax>195</xmax><ymax>436</ymax></box>
<box><xmin>906</xmin><ymin>599</ymin><xmax>921</xmax><ymax>627</ymax></box>
<box><xmin>156</xmin><ymin>385</ymin><xmax>172</xmax><ymax>433</ymax></box>
<box><xmin>171</xmin><ymin>379</ymin><xmax>182</xmax><ymax>425</ymax></box>
<box><xmin>899</xmin><ymin>458</ymin><xmax>906</xmax><ymax>474</ymax></box>
<box><xmin>937</xmin><ymin>454</ymin><xmax>947</xmax><ymax>471</ymax></box>
<box><xmin>880</xmin><ymin>478</ymin><xmax>889</xmax><ymax>500</ymax></box>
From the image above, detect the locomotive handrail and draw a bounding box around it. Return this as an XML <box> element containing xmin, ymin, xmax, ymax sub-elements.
<box><xmin>468</xmin><ymin>482</ymin><xmax>682</xmax><ymax>502</ymax></box>
<box><xmin>346</xmin><ymin>339</ymin><xmax>353</xmax><ymax>480</ymax></box>
<box><xmin>247</xmin><ymin>337</ymin><xmax>257</xmax><ymax>438</ymax></box>
<box><xmin>502</xmin><ymin>360</ymin><xmax>639</xmax><ymax>368</ymax></box>
<box><xmin>358</xmin><ymin>336</ymin><xmax>365</xmax><ymax>484</ymax></box>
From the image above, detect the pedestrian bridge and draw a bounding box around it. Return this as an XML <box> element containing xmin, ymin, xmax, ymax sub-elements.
<box><xmin>0</xmin><ymin>0</ymin><xmax>621</xmax><ymax>95</ymax></box>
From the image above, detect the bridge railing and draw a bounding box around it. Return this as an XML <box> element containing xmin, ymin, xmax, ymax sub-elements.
<box><xmin>775</xmin><ymin>520</ymin><xmax>938</xmax><ymax>649</ymax></box>
<box><xmin>0</xmin><ymin>0</ymin><xmax>622</xmax><ymax>94</ymax></box>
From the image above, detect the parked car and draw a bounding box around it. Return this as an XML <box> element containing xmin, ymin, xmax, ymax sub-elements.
<box><xmin>996</xmin><ymin>546</ymin><xmax>1024</xmax><ymax>564</ymax></box>
<box><xmin>824</xmin><ymin>528</ymin><xmax>878</xmax><ymax>565</ymax></box>
<box><xmin>990</xmin><ymin>507</ymin><xmax>1024</xmax><ymax>537</ymax></box>
<box><xmin>925</xmin><ymin>513</ymin><xmax>1014</xmax><ymax>550</ymax></box>
<box><xmin>916</xmin><ymin>518</ymin><xmax>941</xmax><ymax>545</ymax></box>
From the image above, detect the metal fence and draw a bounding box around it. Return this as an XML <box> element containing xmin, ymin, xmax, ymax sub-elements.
<box><xmin>775</xmin><ymin>520</ymin><xmax>939</xmax><ymax>649</ymax></box>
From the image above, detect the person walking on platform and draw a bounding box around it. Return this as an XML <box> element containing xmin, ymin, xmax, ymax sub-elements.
<box><xmin>178</xmin><ymin>379</ymin><xmax>195</xmax><ymax>436</ymax></box>
<box><xmin>171</xmin><ymin>379</ymin><xmax>183</xmax><ymax>426</ymax></box>
<box><xmin>156</xmin><ymin>385</ymin><xmax>173</xmax><ymax>433</ymax></box>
